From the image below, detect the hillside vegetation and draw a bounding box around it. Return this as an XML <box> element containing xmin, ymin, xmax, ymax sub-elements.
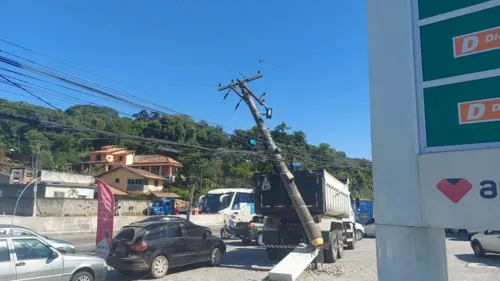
<box><xmin>0</xmin><ymin>99</ymin><xmax>373</xmax><ymax>200</ymax></box>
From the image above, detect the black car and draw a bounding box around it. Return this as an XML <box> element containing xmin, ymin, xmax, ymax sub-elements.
<box><xmin>107</xmin><ymin>220</ymin><xmax>225</xmax><ymax>279</ymax></box>
<box><xmin>139</xmin><ymin>216</ymin><xmax>212</xmax><ymax>235</ymax></box>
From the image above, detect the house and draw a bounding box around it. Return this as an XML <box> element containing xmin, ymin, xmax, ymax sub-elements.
<box><xmin>79</xmin><ymin>145</ymin><xmax>136</xmax><ymax>172</ymax></box>
<box><xmin>129</xmin><ymin>155</ymin><xmax>182</xmax><ymax>183</ymax></box>
<box><xmin>9</xmin><ymin>168</ymin><xmax>35</xmax><ymax>185</ymax></box>
<box><xmin>98</xmin><ymin>166</ymin><xmax>166</xmax><ymax>194</ymax></box>
<box><xmin>79</xmin><ymin>145</ymin><xmax>182</xmax><ymax>183</ymax></box>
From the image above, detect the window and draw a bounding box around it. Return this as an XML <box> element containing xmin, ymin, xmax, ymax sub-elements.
<box><xmin>251</xmin><ymin>216</ymin><xmax>264</xmax><ymax>223</ymax></box>
<box><xmin>119</xmin><ymin>156</ymin><xmax>124</xmax><ymax>161</ymax></box>
<box><xmin>184</xmin><ymin>222</ymin><xmax>203</xmax><ymax>238</ymax></box>
<box><xmin>26</xmin><ymin>172</ymin><xmax>33</xmax><ymax>177</ymax></box>
<box><xmin>13</xmin><ymin>239</ymin><xmax>52</xmax><ymax>260</ymax></box>
<box><xmin>164</xmin><ymin>224</ymin><xmax>182</xmax><ymax>238</ymax></box>
<box><xmin>54</xmin><ymin>191</ymin><xmax>65</xmax><ymax>198</ymax></box>
<box><xmin>154</xmin><ymin>180</ymin><xmax>159</xmax><ymax>187</ymax></box>
<box><xmin>145</xmin><ymin>225</ymin><xmax>166</xmax><ymax>241</ymax></box>
<box><xmin>127</xmin><ymin>179</ymin><xmax>144</xmax><ymax>185</ymax></box>
<box><xmin>96</xmin><ymin>155</ymin><xmax>102</xmax><ymax>161</ymax></box>
<box><xmin>234</xmin><ymin>193</ymin><xmax>254</xmax><ymax>204</ymax></box>
<box><xmin>0</xmin><ymin>240</ymin><xmax>10</xmax><ymax>262</ymax></box>
<box><xmin>115</xmin><ymin>178</ymin><xmax>120</xmax><ymax>183</ymax></box>
<box><xmin>11</xmin><ymin>230</ymin><xmax>35</xmax><ymax>237</ymax></box>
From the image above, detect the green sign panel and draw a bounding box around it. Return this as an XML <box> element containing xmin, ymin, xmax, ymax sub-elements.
<box><xmin>424</xmin><ymin>76</ymin><xmax>500</xmax><ymax>147</ymax></box>
<box><xmin>418</xmin><ymin>0</ymin><xmax>490</xmax><ymax>20</ymax></box>
<box><xmin>420</xmin><ymin>5</ymin><xmax>500</xmax><ymax>81</ymax></box>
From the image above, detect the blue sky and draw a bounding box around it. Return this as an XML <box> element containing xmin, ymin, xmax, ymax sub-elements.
<box><xmin>0</xmin><ymin>0</ymin><xmax>370</xmax><ymax>159</ymax></box>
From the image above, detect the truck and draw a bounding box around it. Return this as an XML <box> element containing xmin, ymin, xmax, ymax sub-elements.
<box><xmin>355</xmin><ymin>199</ymin><xmax>374</xmax><ymax>225</ymax></box>
<box><xmin>254</xmin><ymin>169</ymin><xmax>358</xmax><ymax>263</ymax></box>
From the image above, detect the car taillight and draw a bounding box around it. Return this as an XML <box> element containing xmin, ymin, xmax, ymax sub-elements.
<box><xmin>248</xmin><ymin>224</ymin><xmax>255</xmax><ymax>229</ymax></box>
<box><xmin>130</xmin><ymin>241</ymin><xmax>147</xmax><ymax>252</ymax></box>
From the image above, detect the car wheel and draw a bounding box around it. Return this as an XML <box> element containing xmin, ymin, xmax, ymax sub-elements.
<box><xmin>210</xmin><ymin>247</ymin><xmax>223</xmax><ymax>266</ymax></box>
<box><xmin>70</xmin><ymin>271</ymin><xmax>94</xmax><ymax>281</ymax></box>
<box><xmin>356</xmin><ymin>229</ymin><xmax>364</xmax><ymax>241</ymax></box>
<box><xmin>256</xmin><ymin>233</ymin><xmax>263</xmax><ymax>246</ymax></box>
<box><xmin>472</xmin><ymin>240</ymin><xmax>486</xmax><ymax>257</ymax></box>
<box><xmin>150</xmin><ymin>255</ymin><xmax>169</xmax><ymax>279</ymax></box>
<box><xmin>457</xmin><ymin>230</ymin><xmax>469</xmax><ymax>241</ymax></box>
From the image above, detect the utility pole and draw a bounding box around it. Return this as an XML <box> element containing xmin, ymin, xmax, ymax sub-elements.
<box><xmin>218</xmin><ymin>72</ymin><xmax>324</xmax><ymax>248</ymax></box>
<box><xmin>186</xmin><ymin>182</ymin><xmax>196</xmax><ymax>221</ymax></box>
<box><xmin>32</xmin><ymin>142</ymin><xmax>40</xmax><ymax>218</ymax></box>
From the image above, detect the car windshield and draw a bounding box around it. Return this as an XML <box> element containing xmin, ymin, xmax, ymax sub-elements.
<box><xmin>152</xmin><ymin>200</ymin><xmax>163</xmax><ymax>207</ymax></box>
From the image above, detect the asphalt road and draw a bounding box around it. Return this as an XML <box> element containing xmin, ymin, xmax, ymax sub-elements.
<box><xmin>53</xmin><ymin>232</ymin><xmax>500</xmax><ymax>280</ymax></box>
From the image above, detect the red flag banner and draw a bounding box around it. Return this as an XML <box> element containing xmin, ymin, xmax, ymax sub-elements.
<box><xmin>95</xmin><ymin>179</ymin><xmax>115</xmax><ymax>259</ymax></box>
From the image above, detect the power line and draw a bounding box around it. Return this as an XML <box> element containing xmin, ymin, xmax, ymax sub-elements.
<box><xmin>0</xmin><ymin>73</ymin><xmax>59</xmax><ymax>110</ymax></box>
<box><xmin>0</xmin><ymin>46</ymin><xmax>343</xmax><ymax>162</ymax></box>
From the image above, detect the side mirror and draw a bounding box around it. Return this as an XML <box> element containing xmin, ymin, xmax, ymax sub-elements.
<box><xmin>50</xmin><ymin>250</ymin><xmax>59</xmax><ymax>259</ymax></box>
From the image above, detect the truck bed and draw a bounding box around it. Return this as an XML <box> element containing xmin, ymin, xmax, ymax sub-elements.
<box><xmin>254</xmin><ymin>169</ymin><xmax>351</xmax><ymax>218</ymax></box>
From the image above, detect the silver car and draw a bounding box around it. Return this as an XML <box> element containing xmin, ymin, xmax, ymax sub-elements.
<box><xmin>0</xmin><ymin>225</ymin><xmax>76</xmax><ymax>254</ymax></box>
<box><xmin>0</xmin><ymin>235</ymin><xmax>107</xmax><ymax>281</ymax></box>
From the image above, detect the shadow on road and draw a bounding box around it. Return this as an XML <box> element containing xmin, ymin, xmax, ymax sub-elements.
<box><xmin>455</xmin><ymin>254</ymin><xmax>500</xmax><ymax>267</ymax></box>
<box><xmin>219</xmin><ymin>247</ymin><xmax>274</xmax><ymax>272</ymax></box>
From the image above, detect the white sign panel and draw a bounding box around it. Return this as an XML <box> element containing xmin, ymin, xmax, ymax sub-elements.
<box><xmin>419</xmin><ymin>148</ymin><xmax>500</xmax><ymax>230</ymax></box>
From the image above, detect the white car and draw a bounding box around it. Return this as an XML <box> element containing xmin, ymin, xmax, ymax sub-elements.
<box><xmin>355</xmin><ymin>223</ymin><xmax>365</xmax><ymax>240</ymax></box>
<box><xmin>470</xmin><ymin>230</ymin><xmax>500</xmax><ymax>257</ymax></box>
<box><xmin>364</xmin><ymin>218</ymin><xmax>376</xmax><ymax>237</ymax></box>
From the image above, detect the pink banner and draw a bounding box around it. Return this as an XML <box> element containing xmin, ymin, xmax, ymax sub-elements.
<box><xmin>95</xmin><ymin>179</ymin><xmax>115</xmax><ymax>259</ymax></box>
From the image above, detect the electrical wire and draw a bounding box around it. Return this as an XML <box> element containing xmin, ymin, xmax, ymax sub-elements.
<box><xmin>0</xmin><ymin>74</ymin><xmax>59</xmax><ymax>110</ymax></box>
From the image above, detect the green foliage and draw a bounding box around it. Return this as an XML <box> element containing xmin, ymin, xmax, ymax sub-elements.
<box><xmin>0</xmin><ymin>99</ymin><xmax>373</xmax><ymax>199</ymax></box>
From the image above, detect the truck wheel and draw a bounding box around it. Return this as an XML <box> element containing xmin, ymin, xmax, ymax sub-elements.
<box><xmin>323</xmin><ymin>231</ymin><xmax>338</xmax><ymax>263</ymax></box>
<box><xmin>337</xmin><ymin>230</ymin><xmax>344</xmax><ymax>259</ymax></box>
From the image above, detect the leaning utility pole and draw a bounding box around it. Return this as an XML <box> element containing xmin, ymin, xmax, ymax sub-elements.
<box><xmin>218</xmin><ymin>72</ymin><xmax>324</xmax><ymax>248</ymax></box>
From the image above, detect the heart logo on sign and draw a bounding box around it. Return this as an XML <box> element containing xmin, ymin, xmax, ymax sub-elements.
<box><xmin>436</xmin><ymin>178</ymin><xmax>472</xmax><ymax>203</ymax></box>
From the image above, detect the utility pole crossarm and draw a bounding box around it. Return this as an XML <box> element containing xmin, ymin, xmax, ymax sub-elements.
<box><xmin>218</xmin><ymin>72</ymin><xmax>324</xmax><ymax>249</ymax></box>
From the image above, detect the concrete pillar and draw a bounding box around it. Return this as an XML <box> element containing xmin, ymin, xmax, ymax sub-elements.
<box><xmin>367</xmin><ymin>0</ymin><xmax>448</xmax><ymax>280</ymax></box>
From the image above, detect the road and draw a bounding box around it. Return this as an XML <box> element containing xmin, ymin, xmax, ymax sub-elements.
<box><xmin>57</xmin><ymin>233</ymin><xmax>500</xmax><ymax>280</ymax></box>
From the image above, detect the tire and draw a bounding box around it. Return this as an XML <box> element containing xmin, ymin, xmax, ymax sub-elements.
<box><xmin>256</xmin><ymin>233</ymin><xmax>263</xmax><ymax>246</ymax></box>
<box><xmin>472</xmin><ymin>240</ymin><xmax>485</xmax><ymax>257</ymax></box>
<box><xmin>220</xmin><ymin>228</ymin><xmax>232</xmax><ymax>239</ymax></box>
<box><xmin>457</xmin><ymin>230</ymin><xmax>469</xmax><ymax>241</ymax></box>
<box><xmin>356</xmin><ymin>229</ymin><xmax>364</xmax><ymax>241</ymax></box>
<box><xmin>337</xmin><ymin>230</ymin><xmax>344</xmax><ymax>259</ymax></box>
<box><xmin>210</xmin><ymin>247</ymin><xmax>224</xmax><ymax>266</ymax></box>
<box><xmin>323</xmin><ymin>231</ymin><xmax>338</xmax><ymax>263</ymax></box>
<box><xmin>242</xmin><ymin>239</ymin><xmax>252</xmax><ymax>245</ymax></box>
<box><xmin>150</xmin><ymin>255</ymin><xmax>169</xmax><ymax>279</ymax></box>
<box><xmin>70</xmin><ymin>271</ymin><xmax>94</xmax><ymax>281</ymax></box>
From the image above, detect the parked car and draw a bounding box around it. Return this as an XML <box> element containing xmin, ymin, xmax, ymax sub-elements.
<box><xmin>139</xmin><ymin>215</ymin><xmax>212</xmax><ymax>235</ymax></box>
<box><xmin>470</xmin><ymin>230</ymin><xmax>500</xmax><ymax>257</ymax></box>
<box><xmin>107</xmin><ymin>220</ymin><xmax>226</xmax><ymax>279</ymax></box>
<box><xmin>235</xmin><ymin>215</ymin><xmax>264</xmax><ymax>245</ymax></box>
<box><xmin>0</xmin><ymin>234</ymin><xmax>107</xmax><ymax>281</ymax></box>
<box><xmin>355</xmin><ymin>222</ymin><xmax>365</xmax><ymax>240</ymax></box>
<box><xmin>0</xmin><ymin>224</ymin><xmax>76</xmax><ymax>254</ymax></box>
<box><xmin>364</xmin><ymin>218</ymin><xmax>376</xmax><ymax>237</ymax></box>
<box><xmin>457</xmin><ymin>229</ymin><xmax>482</xmax><ymax>241</ymax></box>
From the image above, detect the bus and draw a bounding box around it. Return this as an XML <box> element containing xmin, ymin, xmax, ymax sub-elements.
<box><xmin>198</xmin><ymin>188</ymin><xmax>255</xmax><ymax>215</ymax></box>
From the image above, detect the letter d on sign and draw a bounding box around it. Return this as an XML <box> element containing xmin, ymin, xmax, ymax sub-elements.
<box><xmin>467</xmin><ymin>103</ymin><xmax>485</xmax><ymax>121</ymax></box>
<box><xmin>462</xmin><ymin>36</ymin><xmax>479</xmax><ymax>54</ymax></box>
